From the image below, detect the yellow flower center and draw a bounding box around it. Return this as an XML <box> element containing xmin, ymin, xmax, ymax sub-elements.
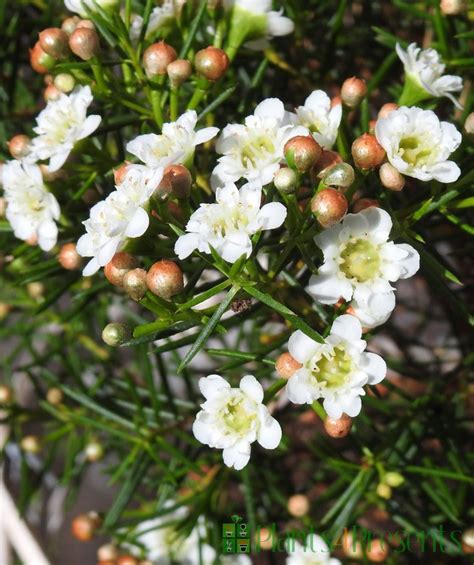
<box><xmin>241</xmin><ymin>135</ymin><xmax>275</xmax><ymax>168</ymax></box>
<box><xmin>309</xmin><ymin>345</ymin><xmax>352</xmax><ymax>389</ymax></box>
<box><xmin>222</xmin><ymin>396</ymin><xmax>255</xmax><ymax>435</ymax></box>
<box><xmin>398</xmin><ymin>136</ymin><xmax>433</xmax><ymax>167</ymax></box>
<box><xmin>340</xmin><ymin>238</ymin><xmax>380</xmax><ymax>282</ymax></box>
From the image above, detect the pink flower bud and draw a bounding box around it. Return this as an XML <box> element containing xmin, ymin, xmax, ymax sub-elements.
<box><xmin>284</xmin><ymin>135</ymin><xmax>322</xmax><ymax>173</ymax></box>
<box><xmin>194</xmin><ymin>47</ymin><xmax>229</xmax><ymax>81</ymax></box>
<box><xmin>275</xmin><ymin>352</ymin><xmax>302</xmax><ymax>379</ymax></box>
<box><xmin>311</xmin><ymin>149</ymin><xmax>343</xmax><ymax>179</ymax></box>
<box><xmin>59</xmin><ymin>243</ymin><xmax>83</xmax><ymax>270</ymax></box>
<box><xmin>324</xmin><ymin>414</ymin><xmax>352</xmax><ymax>438</ymax></box>
<box><xmin>378</xmin><ymin>102</ymin><xmax>399</xmax><ymax>120</ymax></box>
<box><xmin>8</xmin><ymin>134</ymin><xmax>31</xmax><ymax>159</ymax></box>
<box><xmin>113</xmin><ymin>162</ymin><xmax>131</xmax><ymax>185</ymax></box>
<box><xmin>104</xmin><ymin>252</ymin><xmax>139</xmax><ymax>287</ymax></box>
<box><xmin>351</xmin><ymin>133</ymin><xmax>386</xmax><ymax>170</ymax></box>
<box><xmin>143</xmin><ymin>41</ymin><xmax>177</xmax><ymax>78</ymax></box>
<box><xmin>167</xmin><ymin>58</ymin><xmax>192</xmax><ymax>87</ymax></box>
<box><xmin>379</xmin><ymin>162</ymin><xmax>405</xmax><ymax>191</ymax></box>
<box><xmin>146</xmin><ymin>260</ymin><xmax>184</xmax><ymax>300</ymax></box>
<box><xmin>311</xmin><ymin>188</ymin><xmax>348</xmax><ymax>228</ymax></box>
<box><xmin>44</xmin><ymin>84</ymin><xmax>61</xmax><ymax>102</ymax></box>
<box><xmin>352</xmin><ymin>198</ymin><xmax>379</xmax><ymax>213</ymax></box>
<box><xmin>30</xmin><ymin>41</ymin><xmax>56</xmax><ymax>73</ymax></box>
<box><xmin>341</xmin><ymin>76</ymin><xmax>367</xmax><ymax>108</ymax></box>
<box><xmin>440</xmin><ymin>0</ymin><xmax>465</xmax><ymax>15</ymax></box>
<box><xmin>162</xmin><ymin>164</ymin><xmax>193</xmax><ymax>199</ymax></box>
<box><xmin>39</xmin><ymin>27</ymin><xmax>70</xmax><ymax>59</ymax></box>
<box><xmin>464</xmin><ymin>112</ymin><xmax>474</xmax><ymax>136</ymax></box>
<box><xmin>69</xmin><ymin>28</ymin><xmax>100</xmax><ymax>60</ymax></box>
<box><xmin>61</xmin><ymin>16</ymin><xmax>81</xmax><ymax>35</ymax></box>
<box><xmin>122</xmin><ymin>268</ymin><xmax>148</xmax><ymax>301</ymax></box>
<box><xmin>287</xmin><ymin>494</ymin><xmax>310</xmax><ymax>517</ymax></box>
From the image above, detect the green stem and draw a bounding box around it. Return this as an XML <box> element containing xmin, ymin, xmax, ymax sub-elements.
<box><xmin>170</xmin><ymin>86</ymin><xmax>179</xmax><ymax>121</ymax></box>
<box><xmin>150</xmin><ymin>89</ymin><xmax>163</xmax><ymax>128</ymax></box>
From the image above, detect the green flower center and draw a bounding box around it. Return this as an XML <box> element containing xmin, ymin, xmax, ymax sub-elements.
<box><xmin>241</xmin><ymin>136</ymin><xmax>276</xmax><ymax>168</ymax></box>
<box><xmin>309</xmin><ymin>345</ymin><xmax>352</xmax><ymax>389</ymax></box>
<box><xmin>222</xmin><ymin>396</ymin><xmax>255</xmax><ymax>435</ymax></box>
<box><xmin>340</xmin><ymin>238</ymin><xmax>380</xmax><ymax>282</ymax></box>
<box><xmin>398</xmin><ymin>136</ymin><xmax>434</xmax><ymax>167</ymax></box>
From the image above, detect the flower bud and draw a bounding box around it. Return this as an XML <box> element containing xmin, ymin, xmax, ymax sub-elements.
<box><xmin>331</xmin><ymin>95</ymin><xmax>342</xmax><ymax>108</ymax></box>
<box><xmin>21</xmin><ymin>435</ymin><xmax>41</xmax><ymax>453</ymax></box>
<box><xmin>287</xmin><ymin>494</ymin><xmax>310</xmax><ymax>517</ymax></box>
<box><xmin>167</xmin><ymin>59</ymin><xmax>192</xmax><ymax>87</ymax></box>
<box><xmin>462</xmin><ymin>527</ymin><xmax>474</xmax><ymax>554</ymax></box>
<box><xmin>368</xmin><ymin>119</ymin><xmax>377</xmax><ymax>135</ymax></box>
<box><xmin>376</xmin><ymin>482</ymin><xmax>392</xmax><ymax>499</ymax></box>
<box><xmin>123</xmin><ymin>268</ymin><xmax>148</xmax><ymax>301</ymax></box>
<box><xmin>284</xmin><ymin>135</ymin><xmax>322</xmax><ymax>173</ymax></box>
<box><xmin>0</xmin><ymin>385</ymin><xmax>13</xmax><ymax>405</ymax></box>
<box><xmin>321</xmin><ymin>162</ymin><xmax>354</xmax><ymax>188</ymax></box>
<box><xmin>54</xmin><ymin>72</ymin><xmax>75</xmax><ymax>93</ymax></box>
<box><xmin>44</xmin><ymin>84</ymin><xmax>61</xmax><ymax>102</ymax></box>
<box><xmin>146</xmin><ymin>260</ymin><xmax>184</xmax><ymax>300</ymax></box>
<box><xmin>117</xmin><ymin>556</ymin><xmax>139</xmax><ymax>565</ymax></box>
<box><xmin>312</xmin><ymin>152</ymin><xmax>343</xmax><ymax>186</ymax></box>
<box><xmin>39</xmin><ymin>28</ymin><xmax>70</xmax><ymax>59</ymax></box>
<box><xmin>255</xmin><ymin>527</ymin><xmax>274</xmax><ymax>550</ymax></box>
<box><xmin>69</xmin><ymin>28</ymin><xmax>100</xmax><ymax>60</ymax></box>
<box><xmin>379</xmin><ymin>162</ymin><xmax>405</xmax><ymax>191</ymax></box>
<box><xmin>195</xmin><ymin>47</ymin><xmax>229</xmax><ymax>81</ymax></box>
<box><xmin>71</xmin><ymin>512</ymin><xmax>102</xmax><ymax>542</ymax></box>
<box><xmin>143</xmin><ymin>41</ymin><xmax>177</xmax><ymax>78</ymax></box>
<box><xmin>27</xmin><ymin>282</ymin><xmax>45</xmax><ymax>300</ymax></box>
<box><xmin>104</xmin><ymin>252</ymin><xmax>139</xmax><ymax>287</ymax></box>
<box><xmin>352</xmin><ymin>198</ymin><xmax>379</xmax><ymax>213</ymax></box>
<box><xmin>440</xmin><ymin>0</ymin><xmax>465</xmax><ymax>15</ymax></box>
<box><xmin>162</xmin><ymin>164</ymin><xmax>193</xmax><ymax>199</ymax></box>
<box><xmin>384</xmin><ymin>471</ymin><xmax>404</xmax><ymax>487</ymax></box>
<box><xmin>102</xmin><ymin>322</ymin><xmax>131</xmax><ymax>347</ymax></box>
<box><xmin>323</xmin><ymin>414</ymin><xmax>352</xmax><ymax>438</ymax></box>
<box><xmin>0</xmin><ymin>303</ymin><xmax>11</xmax><ymax>320</ymax></box>
<box><xmin>113</xmin><ymin>162</ymin><xmax>131</xmax><ymax>185</ymax></box>
<box><xmin>275</xmin><ymin>352</ymin><xmax>302</xmax><ymax>379</ymax></box>
<box><xmin>46</xmin><ymin>387</ymin><xmax>64</xmax><ymax>405</ymax></box>
<box><xmin>8</xmin><ymin>134</ymin><xmax>32</xmax><ymax>160</ymax></box>
<box><xmin>366</xmin><ymin>539</ymin><xmax>389</xmax><ymax>562</ymax></box>
<box><xmin>464</xmin><ymin>112</ymin><xmax>474</xmax><ymax>136</ymax></box>
<box><xmin>351</xmin><ymin>134</ymin><xmax>386</xmax><ymax>170</ymax></box>
<box><xmin>62</xmin><ymin>16</ymin><xmax>81</xmax><ymax>35</ymax></box>
<box><xmin>98</xmin><ymin>544</ymin><xmax>119</xmax><ymax>561</ymax></box>
<box><xmin>274</xmin><ymin>167</ymin><xmax>298</xmax><ymax>194</ymax></box>
<box><xmin>44</xmin><ymin>74</ymin><xmax>54</xmax><ymax>85</ymax></box>
<box><xmin>30</xmin><ymin>41</ymin><xmax>56</xmax><ymax>73</ymax></box>
<box><xmin>0</xmin><ymin>196</ymin><xmax>5</xmax><ymax>217</ymax></box>
<box><xmin>311</xmin><ymin>188</ymin><xmax>348</xmax><ymax>228</ymax></box>
<box><xmin>59</xmin><ymin>243</ymin><xmax>83</xmax><ymax>270</ymax></box>
<box><xmin>77</xmin><ymin>19</ymin><xmax>96</xmax><ymax>30</ymax></box>
<box><xmin>377</xmin><ymin>102</ymin><xmax>399</xmax><ymax>120</ymax></box>
<box><xmin>341</xmin><ymin>76</ymin><xmax>367</xmax><ymax>108</ymax></box>
<box><xmin>342</xmin><ymin>532</ymin><xmax>363</xmax><ymax>559</ymax></box>
<box><xmin>85</xmin><ymin>441</ymin><xmax>104</xmax><ymax>462</ymax></box>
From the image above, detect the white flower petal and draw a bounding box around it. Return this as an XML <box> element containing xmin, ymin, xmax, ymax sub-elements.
<box><xmin>125</xmin><ymin>207</ymin><xmax>150</xmax><ymax>238</ymax></box>
<box><xmin>359</xmin><ymin>352</ymin><xmax>387</xmax><ymax>385</ymax></box>
<box><xmin>288</xmin><ymin>330</ymin><xmax>320</xmax><ymax>363</ymax></box>
<box><xmin>307</xmin><ymin>274</ymin><xmax>353</xmax><ymax>304</ymax></box>
<box><xmin>240</xmin><ymin>375</ymin><xmax>264</xmax><ymax>403</ymax></box>
<box><xmin>330</xmin><ymin>315</ymin><xmax>363</xmax><ymax>343</ymax></box>
<box><xmin>222</xmin><ymin>441</ymin><xmax>251</xmax><ymax>470</ymax></box>
<box><xmin>257</xmin><ymin>202</ymin><xmax>287</xmax><ymax>229</ymax></box>
<box><xmin>199</xmin><ymin>374</ymin><xmax>230</xmax><ymax>400</ymax></box>
<box><xmin>257</xmin><ymin>407</ymin><xmax>282</xmax><ymax>449</ymax></box>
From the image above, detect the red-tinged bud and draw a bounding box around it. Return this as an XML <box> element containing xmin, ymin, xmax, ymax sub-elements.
<box><xmin>39</xmin><ymin>28</ymin><xmax>70</xmax><ymax>59</ymax></box>
<box><xmin>114</xmin><ymin>163</ymin><xmax>131</xmax><ymax>185</ymax></box>
<box><xmin>312</xmin><ymin>150</ymin><xmax>343</xmax><ymax>179</ymax></box>
<box><xmin>440</xmin><ymin>0</ymin><xmax>465</xmax><ymax>15</ymax></box>
<box><xmin>59</xmin><ymin>243</ymin><xmax>83</xmax><ymax>270</ymax></box>
<box><xmin>287</xmin><ymin>494</ymin><xmax>310</xmax><ymax>517</ymax></box>
<box><xmin>146</xmin><ymin>260</ymin><xmax>184</xmax><ymax>300</ymax></box>
<box><xmin>0</xmin><ymin>197</ymin><xmax>5</xmax><ymax>218</ymax></box>
<box><xmin>20</xmin><ymin>435</ymin><xmax>41</xmax><ymax>453</ymax></box>
<box><xmin>351</xmin><ymin>134</ymin><xmax>386</xmax><ymax>170</ymax></box>
<box><xmin>311</xmin><ymin>188</ymin><xmax>348</xmax><ymax>228</ymax></box>
<box><xmin>26</xmin><ymin>234</ymin><xmax>38</xmax><ymax>246</ymax></box>
<box><xmin>143</xmin><ymin>41</ymin><xmax>177</xmax><ymax>79</ymax></box>
<box><xmin>464</xmin><ymin>112</ymin><xmax>474</xmax><ymax>136</ymax></box>
<box><xmin>77</xmin><ymin>19</ymin><xmax>96</xmax><ymax>30</ymax></box>
<box><xmin>368</xmin><ymin>119</ymin><xmax>377</xmax><ymax>135</ymax></box>
<box><xmin>162</xmin><ymin>164</ymin><xmax>192</xmax><ymax>199</ymax></box>
<box><xmin>97</xmin><ymin>545</ymin><xmax>119</xmax><ymax>561</ymax></box>
<box><xmin>117</xmin><ymin>556</ymin><xmax>139</xmax><ymax>565</ymax></box>
<box><xmin>284</xmin><ymin>135</ymin><xmax>322</xmax><ymax>173</ymax></box>
<box><xmin>62</xmin><ymin>16</ymin><xmax>81</xmax><ymax>35</ymax></box>
<box><xmin>274</xmin><ymin>167</ymin><xmax>298</xmax><ymax>194</ymax></box>
<box><xmin>0</xmin><ymin>385</ymin><xmax>13</xmax><ymax>405</ymax></box>
<box><xmin>352</xmin><ymin>198</ymin><xmax>379</xmax><ymax>213</ymax></box>
<box><xmin>44</xmin><ymin>84</ymin><xmax>61</xmax><ymax>102</ymax></box>
<box><xmin>275</xmin><ymin>352</ymin><xmax>302</xmax><ymax>379</ymax></box>
<box><xmin>379</xmin><ymin>162</ymin><xmax>405</xmax><ymax>191</ymax></box>
<box><xmin>54</xmin><ymin>72</ymin><xmax>75</xmax><ymax>93</ymax></box>
<box><xmin>331</xmin><ymin>95</ymin><xmax>342</xmax><ymax>109</ymax></box>
<box><xmin>44</xmin><ymin>74</ymin><xmax>54</xmax><ymax>85</ymax></box>
<box><xmin>71</xmin><ymin>512</ymin><xmax>102</xmax><ymax>542</ymax></box>
<box><xmin>30</xmin><ymin>41</ymin><xmax>56</xmax><ymax>73</ymax></box>
<box><xmin>167</xmin><ymin>59</ymin><xmax>192</xmax><ymax>87</ymax></box>
<box><xmin>8</xmin><ymin>135</ymin><xmax>31</xmax><ymax>159</ymax></box>
<box><xmin>194</xmin><ymin>46</ymin><xmax>229</xmax><ymax>81</ymax></box>
<box><xmin>462</xmin><ymin>528</ymin><xmax>474</xmax><ymax>554</ymax></box>
<box><xmin>341</xmin><ymin>76</ymin><xmax>367</xmax><ymax>108</ymax></box>
<box><xmin>321</xmin><ymin>163</ymin><xmax>354</xmax><ymax>188</ymax></box>
<box><xmin>69</xmin><ymin>28</ymin><xmax>100</xmax><ymax>60</ymax></box>
<box><xmin>104</xmin><ymin>252</ymin><xmax>139</xmax><ymax>287</ymax></box>
<box><xmin>0</xmin><ymin>303</ymin><xmax>11</xmax><ymax>320</ymax></box>
<box><xmin>343</xmin><ymin>532</ymin><xmax>364</xmax><ymax>559</ymax></box>
<box><xmin>324</xmin><ymin>414</ymin><xmax>352</xmax><ymax>438</ymax></box>
<box><xmin>366</xmin><ymin>539</ymin><xmax>389</xmax><ymax>562</ymax></box>
<box><xmin>102</xmin><ymin>323</ymin><xmax>131</xmax><ymax>347</ymax></box>
<box><xmin>46</xmin><ymin>387</ymin><xmax>63</xmax><ymax>405</ymax></box>
<box><xmin>123</xmin><ymin>268</ymin><xmax>147</xmax><ymax>301</ymax></box>
<box><xmin>378</xmin><ymin>102</ymin><xmax>399</xmax><ymax>120</ymax></box>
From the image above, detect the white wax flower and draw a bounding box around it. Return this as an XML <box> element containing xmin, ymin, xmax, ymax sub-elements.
<box><xmin>349</xmin><ymin>287</ymin><xmax>396</xmax><ymax>329</ymax></box>
<box><xmin>375</xmin><ymin>106</ymin><xmax>461</xmax><ymax>183</ymax></box>
<box><xmin>286</xmin><ymin>315</ymin><xmax>386</xmax><ymax>419</ymax></box>
<box><xmin>126</xmin><ymin>110</ymin><xmax>218</xmax><ymax>170</ymax></box>
<box><xmin>193</xmin><ymin>374</ymin><xmax>282</xmax><ymax>470</ymax></box>
<box><xmin>175</xmin><ymin>181</ymin><xmax>287</xmax><ymax>262</ymax></box>
<box><xmin>396</xmin><ymin>42</ymin><xmax>463</xmax><ymax>108</ymax></box>
<box><xmin>2</xmin><ymin>161</ymin><xmax>60</xmax><ymax>251</ymax></box>
<box><xmin>129</xmin><ymin>1</ymin><xmax>182</xmax><ymax>43</ymax></box>
<box><xmin>65</xmin><ymin>0</ymin><xmax>119</xmax><ymax>17</ymax></box>
<box><xmin>307</xmin><ymin>207</ymin><xmax>419</xmax><ymax>309</ymax></box>
<box><xmin>286</xmin><ymin>534</ymin><xmax>341</xmax><ymax>565</ymax></box>
<box><xmin>77</xmin><ymin>165</ymin><xmax>163</xmax><ymax>275</ymax></box>
<box><xmin>213</xmin><ymin>98</ymin><xmax>307</xmax><ymax>187</ymax></box>
<box><xmin>291</xmin><ymin>90</ymin><xmax>342</xmax><ymax>149</ymax></box>
<box><xmin>30</xmin><ymin>86</ymin><xmax>101</xmax><ymax>172</ymax></box>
